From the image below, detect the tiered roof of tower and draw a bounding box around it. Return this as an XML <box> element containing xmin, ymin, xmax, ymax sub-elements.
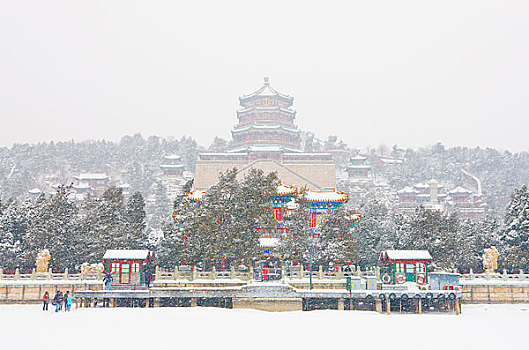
<box><xmin>231</xmin><ymin>77</ymin><xmax>301</xmax><ymax>153</ymax></box>
<box><xmin>199</xmin><ymin>78</ymin><xmax>332</xmax><ymax>163</ymax></box>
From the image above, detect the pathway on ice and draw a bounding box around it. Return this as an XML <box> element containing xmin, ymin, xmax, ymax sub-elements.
<box><xmin>0</xmin><ymin>304</ymin><xmax>526</xmax><ymax>350</ymax></box>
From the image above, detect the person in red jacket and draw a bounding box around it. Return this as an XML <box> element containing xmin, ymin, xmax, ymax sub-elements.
<box><xmin>42</xmin><ymin>291</ymin><xmax>49</xmax><ymax>311</ymax></box>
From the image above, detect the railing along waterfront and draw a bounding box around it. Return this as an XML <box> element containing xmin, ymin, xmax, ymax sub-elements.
<box><xmin>0</xmin><ymin>268</ymin><xmax>103</xmax><ymax>281</ymax></box>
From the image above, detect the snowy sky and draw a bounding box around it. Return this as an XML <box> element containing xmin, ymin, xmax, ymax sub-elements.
<box><xmin>1</xmin><ymin>1</ymin><xmax>528</xmax><ymax>152</ymax></box>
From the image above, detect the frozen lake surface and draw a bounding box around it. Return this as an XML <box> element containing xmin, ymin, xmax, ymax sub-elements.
<box><xmin>0</xmin><ymin>304</ymin><xmax>526</xmax><ymax>350</ymax></box>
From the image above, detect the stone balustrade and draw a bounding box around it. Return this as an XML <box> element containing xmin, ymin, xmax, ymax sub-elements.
<box><xmin>460</xmin><ymin>269</ymin><xmax>529</xmax><ymax>282</ymax></box>
<box><xmin>0</xmin><ymin>268</ymin><xmax>103</xmax><ymax>281</ymax></box>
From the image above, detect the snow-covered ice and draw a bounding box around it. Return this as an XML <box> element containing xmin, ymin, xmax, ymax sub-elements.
<box><xmin>0</xmin><ymin>304</ymin><xmax>527</xmax><ymax>350</ymax></box>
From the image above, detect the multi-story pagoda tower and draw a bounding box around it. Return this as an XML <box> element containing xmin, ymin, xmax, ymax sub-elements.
<box><xmin>230</xmin><ymin>77</ymin><xmax>301</xmax><ymax>160</ymax></box>
<box><xmin>195</xmin><ymin>78</ymin><xmax>336</xmax><ymax>190</ymax></box>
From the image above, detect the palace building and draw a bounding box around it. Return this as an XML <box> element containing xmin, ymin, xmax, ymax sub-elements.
<box><xmin>194</xmin><ymin>78</ymin><xmax>336</xmax><ymax>190</ymax></box>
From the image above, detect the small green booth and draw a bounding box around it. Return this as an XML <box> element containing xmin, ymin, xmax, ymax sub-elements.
<box><xmin>103</xmin><ymin>250</ymin><xmax>155</xmax><ymax>288</ymax></box>
<box><xmin>378</xmin><ymin>250</ymin><xmax>432</xmax><ymax>285</ymax></box>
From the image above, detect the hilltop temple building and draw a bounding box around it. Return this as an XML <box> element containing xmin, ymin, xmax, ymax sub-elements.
<box><xmin>194</xmin><ymin>78</ymin><xmax>336</xmax><ymax>190</ymax></box>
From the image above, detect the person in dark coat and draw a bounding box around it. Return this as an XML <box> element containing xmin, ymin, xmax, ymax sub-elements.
<box><xmin>53</xmin><ymin>291</ymin><xmax>62</xmax><ymax>313</ymax></box>
<box><xmin>63</xmin><ymin>291</ymin><xmax>69</xmax><ymax>312</ymax></box>
<box><xmin>103</xmin><ymin>273</ymin><xmax>113</xmax><ymax>290</ymax></box>
<box><xmin>144</xmin><ymin>266</ymin><xmax>152</xmax><ymax>288</ymax></box>
<box><xmin>42</xmin><ymin>291</ymin><xmax>49</xmax><ymax>311</ymax></box>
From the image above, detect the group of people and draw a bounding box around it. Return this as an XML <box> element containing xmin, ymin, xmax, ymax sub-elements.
<box><xmin>42</xmin><ymin>290</ymin><xmax>75</xmax><ymax>312</ymax></box>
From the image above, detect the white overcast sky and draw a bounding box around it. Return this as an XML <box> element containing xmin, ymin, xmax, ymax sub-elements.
<box><xmin>0</xmin><ymin>1</ymin><xmax>528</xmax><ymax>151</ymax></box>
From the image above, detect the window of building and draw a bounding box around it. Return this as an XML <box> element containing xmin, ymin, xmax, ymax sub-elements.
<box><xmin>131</xmin><ymin>263</ymin><xmax>140</xmax><ymax>273</ymax></box>
<box><xmin>111</xmin><ymin>263</ymin><xmax>120</xmax><ymax>273</ymax></box>
<box><xmin>396</xmin><ymin>263</ymin><xmax>405</xmax><ymax>273</ymax></box>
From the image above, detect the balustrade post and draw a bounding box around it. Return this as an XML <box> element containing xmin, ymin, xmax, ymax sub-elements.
<box><xmin>299</xmin><ymin>265</ymin><xmax>304</xmax><ymax>280</ymax></box>
<box><xmin>503</xmin><ymin>269</ymin><xmax>508</xmax><ymax>280</ymax></box>
<box><xmin>249</xmin><ymin>266</ymin><xmax>254</xmax><ymax>281</ymax></box>
<box><xmin>155</xmin><ymin>265</ymin><xmax>161</xmax><ymax>281</ymax></box>
<box><xmin>356</xmin><ymin>266</ymin><xmax>362</xmax><ymax>277</ymax></box>
<box><xmin>192</xmin><ymin>266</ymin><xmax>198</xmax><ymax>281</ymax></box>
<box><xmin>337</xmin><ymin>266</ymin><xmax>343</xmax><ymax>279</ymax></box>
<box><xmin>0</xmin><ymin>268</ymin><xmax>3</xmax><ymax>280</ymax></box>
<box><xmin>15</xmin><ymin>268</ymin><xmax>20</xmax><ymax>280</ymax></box>
<box><xmin>174</xmin><ymin>266</ymin><xmax>179</xmax><ymax>280</ymax></box>
<box><xmin>211</xmin><ymin>265</ymin><xmax>216</xmax><ymax>280</ymax></box>
<box><xmin>485</xmin><ymin>270</ymin><xmax>490</xmax><ymax>280</ymax></box>
<box><xmin>338</xmin><ymin>298</ymin><xmax>344</xmax><ymax>310</ymax></box>
<box><xmin>230</xmin><ymin>266</ymin><xmax>236</xmax><ymax>279</ymax></box>
<box><xmin>64</xmin><ymin>268</ymin><xmax>69</xmax><ymax>280</ymax></box>
<box><xmin>32</xmin><ymin>269</ymin><xmax>36</xmax><ymax>280</ymax></box>
<box><xmin>318</xmin><ymin>265</ymin><xmax>324</xmax><ymax>280</ymax></box>
<box><xmin>469</xmin><ymin>268</ymin><xmax>473</xmax><ymax>280</ymax></box>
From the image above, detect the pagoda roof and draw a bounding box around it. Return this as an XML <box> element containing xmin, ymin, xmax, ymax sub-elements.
<box><xmin>448</xmin><ymin>186</ymin><xmax>472</xmax><ymax>194</ymax></box>
<box><xmin>186</xmin><ymin>189</ymin><xmax>206</xmax><ymax>201</ymax></box>
<box><xmin>160</xmin><ymin>164</ymin><xmax>185</xmax><ymax>169</ymax></box>
<box><xmin>302</xmin><ymin>189</ymin><xmax>349</xmax><ymax>203</ymax></box>
<box><xmin>237</xmin><ymin>106</ymin><xmax>296</xmax><ymax>115</ymax></box>
<box><xmin>397</xmin><ymin>186</ymin><xmax>419</xmax><ymax>194</ymax></box>
<box><xmin>275</xmin><ymin>184</ymin><xmax>297</xmax><ymax>196</ymax></box>
<box><xmin>239</xmin><ymin>78</ymin><xmax>294</xmax><ymax>104</ymax></box>
<box><xmin>74</xmin><ymin>173</ymin><xmax>109</xmax><ymax>180</ymax></box>
<box><xmin>259</xmin><ymin>237</ymin><xmax>279</xmax><ymax>248</ymax></box>
<box><xmin>232</xmin><ymin>124</ymin><xmax>299</xmax><ymax>133</ymax></box>
<box><xmin>350</xmin><ymin>155</ymin><xmax>367</xmax><ymax>161</ymax></box>
<box><xmin>347</xmin><ymin>165</ymin><xmax>371</xmax><ymax>170</ymax></box>
<box><xmin>164</xmin><ymin>154</ymin><xmax>182</xmax><ymax>160</ymax></box>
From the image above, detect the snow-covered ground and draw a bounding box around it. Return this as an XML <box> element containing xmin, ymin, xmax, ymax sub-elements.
<box><xmin>0</xmin><ymin>304</ymin><xmax>526</xmax><ymax>350</ymax></box>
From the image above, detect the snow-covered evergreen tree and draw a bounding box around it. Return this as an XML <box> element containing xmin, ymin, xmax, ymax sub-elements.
<box><xmin>499</xmin><ymin>185</ymin><xmax>529</xmax><ymax>269</ymax></box>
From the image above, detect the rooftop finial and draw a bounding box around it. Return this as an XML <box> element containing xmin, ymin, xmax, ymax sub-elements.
<box><xmin>264</xmin><ymin>77</ymin><xmax>269</xmax><ymax>85</ymax></box>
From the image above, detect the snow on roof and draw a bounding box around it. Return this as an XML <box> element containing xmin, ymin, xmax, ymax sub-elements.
<box><xmin>237</xmin><ymin>106</ymin><xmax>296</xmax><ymax>114</ymax></box>
<box><xmin>449</xmin><ymin>186</ymin><xmax>472</xmax><ymax>194</ymax></box>
<box><xmin>397</xmin><ymin>186</ymin><xmax>419</xmax><ymax>194</ymax></box>
<box><xmin>303</xmin><ymin>189</ymin><xmax>349</xmax><ymax>203</ymax></box>
<box><xmin>28</xmin><ymin>188</ymin><xmax>41</xmax><ymax>194</ymax></box>
<box><xmin>259</xmin><ymin>237</ymin><xmax>279</xmax><ymax>248</ymax></box>
<box><xmin>380</xmin><ymin>158</ymin><xmax>403</xmax><ymax>164</ymax></box>
<box><xmin>186</xmin><ymin>189</ymin><xmax>206</xmax><ymax>201</ymax></box>
<box><xmin>350</xmin><ymin>155</ymin><xmax>367</xmax><ymax>161</ymax></box>
<box><xmin>382</xmin><ymin>250</ymin><xmax>432</xmax><ymax>261</ymax></box>
<box><xmin>275</xmin><ymin>184</ymin><xmax>297</xmax><ymax>196</ymax></box>
<box><xmin>232</xmin><ymin>124</ymin><xmax>299</xmax><ymax>133</ymax></box>
<box><xmin>103</xmin><ymin>250</ymin><xmax>150</xmax><ymax>260</ymax></box>
<box><xmin>74</xmin><ymin>173</ymin><xmax>109</xmax><ymax>180</ymax></box>
<box><xmin>239</xmin><ymin>78</ymin><xmax>293</xmax><ymax>102</ymax></box>
<box><xmin>160</xmin><ymin>164</ymin><xmax>185</xmax><ymax>168</ymax></box>
<box><xmin>347</xmin><ymin>165</ymin><xmax>371</xmax><ymax>170</ymax></box>
<box><xmin>164</xmin><ymin>154</ymin><xmax>181</xmax><ymax>160</ymax></box>
<box><xmin>414</xmin><ymin>181</ymin><xmax>444</xmax><ymax>189</ymax></box>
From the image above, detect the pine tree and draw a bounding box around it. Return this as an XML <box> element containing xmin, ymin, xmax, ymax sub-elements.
<box><xmin>500</xmin><ymin>185</ymin><xmax>529</xmax><ymax>269</ymax></box>
<box><xmin>318</xmin><ymin>206</ymin><xmax>357</xmax><ymax>264</ymax></box>
<box><xmin>125</xmin><ymin>192</ymin><xmax>147</xmax><ymax>248</ymax></box>
<box><xmin>353</xmin><ymin>199</ymin><xmax>397</xmax><ymax>266</ymax></box>
<box><xmin>25</xmin><ymin>186</ymin><xmax>79</xmax><ymax>270</ymax></box>
<box><xmin>279</xmin><ymin>189</ymin><xmax>313</xmax><ymax>265</ymax></box>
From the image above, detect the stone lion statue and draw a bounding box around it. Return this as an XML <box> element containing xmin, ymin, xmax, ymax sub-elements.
<box><xmin>36</xmin><ymin>249</ymin><xmax>51</xmax><ymax>273</ymax></box>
